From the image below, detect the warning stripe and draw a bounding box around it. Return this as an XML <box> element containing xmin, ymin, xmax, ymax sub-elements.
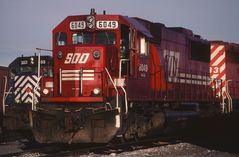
<box><xmin>62</xmin><ymin>69</ymin><xmax>95</xmax><ymax>81</ymax></box>
<box><xmin>14</xmin><ymin>75</ymin><xmax>40</xmax><ymax>103</ymax></box>
<box><xmin>210</xmin><ymin>44</ymin><xmax>226</xmax><ymax>98</ymax></box>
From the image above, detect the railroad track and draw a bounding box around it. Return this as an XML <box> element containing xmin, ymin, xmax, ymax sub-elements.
<box><xmin>47</xmin><ymin>136</ymin><xmax>181</xmax><ymax>157</ymax></box>
<box><xmin>0</xmin><ymin>136</ymin><xmax>180</xmax><ymax>157</ymax></box>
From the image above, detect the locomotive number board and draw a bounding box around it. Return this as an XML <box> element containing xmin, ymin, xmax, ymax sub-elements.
<box><xmin>96</xmin><ymin>21</ymin><xmax>118</xmax><ymax>29</ymax></box>
<box><xmin>70</xmin><ymin>20</ymin><xmax>118</xmax><ymax>30</ymax></box>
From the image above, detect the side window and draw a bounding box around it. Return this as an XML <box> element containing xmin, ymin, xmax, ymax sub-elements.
<box><xmin>55</xmin><ymin>32</ymin><xmax>67</xmax><ymax>46</ymax></box>
<box><xmin>190</xmin><ymin>40</ymin><xmax>210</xmax><ymax>62</ymax></box>
<box><xmin>120</xmin><ymin>25</ymin><xmax>130</xmax><ymax>58</ymax></box>
<box><xmin>139</xmin><ymin>36</ymin><xmax>148</xmax><ymax>55</ymax></box>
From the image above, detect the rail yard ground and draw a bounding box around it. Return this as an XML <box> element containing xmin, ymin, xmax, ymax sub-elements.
<box><xmin>0</xmin><ymin>113</ymin><xmax>239</xmax><ymax>157</ymax></box>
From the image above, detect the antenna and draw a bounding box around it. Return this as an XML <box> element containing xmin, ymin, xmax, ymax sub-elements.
<box><xmin>90</xmin><ymin>8</ymin><xmax>96</xmax><ymax>15</ymax></box>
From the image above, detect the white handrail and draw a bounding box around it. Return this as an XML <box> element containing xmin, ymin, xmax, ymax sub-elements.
<box><xmin>225</xmin><ymin>80</ymin><xmax>232</xmax><ymax>113</ymax></box>
<box><xmin>105</xmin><ymin>67</ymin><xmax>119</xmax><ymax>109</ymax></box>
<box><xmin>32</xmin><ymin>76</ymin><xmax>42</xmax><ymax>111</ymax></box>
<box><xmin>2</xmin><ymin>76</ymin><xmax>8</xmax><ymax>115</ymax></box>
<box><xmin>59</xmin><ymin>68</ymin><xmax>62</xmax><ymax>95</ymax></box>
<box><xmin>120</xmin><ymin>85</ymin><xmax>128</xmax><ymax>114</ymax></box>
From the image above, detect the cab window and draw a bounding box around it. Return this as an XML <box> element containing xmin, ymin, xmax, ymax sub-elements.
<box><xmin>96</xmin><ymin>32</ymin><xmax>116</xmax><ymax>45</ymax></box>
<box><xmin>55</xmin><ymin>32</ymin><xmax>67</xmax><ymax>46</ymax></box>
<box><xmin>72</xmin><ymin>32</ymin><xmax>93</xmax><ymax>44</ymax></box>
<box><xmin>139</xmin><ymin>36</ymin><xmax>148</xmax><ymax>55</ymax></box>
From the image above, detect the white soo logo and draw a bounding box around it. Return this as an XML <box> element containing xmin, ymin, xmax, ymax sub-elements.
<box><xmin>64</xmin><ymin>53</ymin><xmax>90</xmax><ymax>64</ymax></box>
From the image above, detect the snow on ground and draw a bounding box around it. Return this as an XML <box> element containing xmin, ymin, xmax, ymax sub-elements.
<box><xmin>0</xmin><ymin>141</ymin><xmax>238</xmax><ymax>157</ymax></box>
<box><xmin>81</xmin><ymin>143</ymin><xmax>239</xmax><ymax>157</ymax></box>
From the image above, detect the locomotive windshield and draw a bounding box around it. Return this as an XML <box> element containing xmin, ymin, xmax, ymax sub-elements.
<box><xmin>57</xmin><ymin>31</ymin><xmax>116</xmax><ymax>46</ymax></box>
<box><xmin>95</xmin><ymin>32</ymin><xmax>116</xmax><ymax>45</ymax></box>
<box><xmin>72</xmin><ymin>32</ymin><xmax>93</xmax><ymax>44</ymax></box>
<box><xmin>20</xmin><ymin>66</ymin><xmax>37</xmax><ymax>73</ymax></box>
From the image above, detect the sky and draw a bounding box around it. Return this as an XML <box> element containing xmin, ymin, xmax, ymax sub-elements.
<box><xmin>0</xmin><ymin>0</ymin><xmax>239</xmax><ymax>66</ymax></box>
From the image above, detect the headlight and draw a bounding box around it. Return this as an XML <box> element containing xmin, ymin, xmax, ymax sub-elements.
<box><xmin>43</xmin><ymin>88</ymin><xmax>49</xmax><ymax>95</ymax></box>
<box><xmin>93</xmin><ymin>88</ymin><xmax>100</xmax><ymax>95</ymax></box>
<box><xmin>93</xmin><ymin>50</ymin><xmax>100</xmax><ymax>59</ymax></box>
<box><xmin>57</xmin><ymin>51</ymin><xmax>63</xmax><ymax>59</ymax></box>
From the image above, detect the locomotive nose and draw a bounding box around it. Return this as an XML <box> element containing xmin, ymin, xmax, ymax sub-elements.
<box><xmin>57</xmin><ymin>46</ymin><xmax>106</xmax><ymax>98</ymax></box>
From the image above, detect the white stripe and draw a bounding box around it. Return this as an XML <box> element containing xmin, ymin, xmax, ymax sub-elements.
<box><xmin>14</xmin><ymin>76</ymin><xmax>19</xmax><ymax>81</ymax></box>
<box><xmin>179</xmin><ymin>78</ymin><xmax>210</xmax><ymax>85</ymax></box>
<box><xmin>24</xmin><ymin>97</ymin><xmax>32</xmax><ymax>103</ymax></box>
<box><xmin>115</xmin><ymin>115</ymin><xmax>120</xmax><ymax>128</ymax></box>
<box><xmin>62</xmin><ymin>77</ymin><xmax>94</xmax><ymax>81</ymax></box>
<box><xmin>83</xmin><ymin>70</ymin><xmax>94</xmax><ymax>73</ymax></box>
<box><xmin>62</xmin><ymin>73</ymin><xmax>94</xmax><ymax>77</ymax></box>
<box><xmin>220</xmin><ymin>75</ymin><xmax>226</xmax><ymax>81</ymax></box>
<box><xmin>62</xmin><ymin>70</ymin><xmax>94</xmax><ymax>73</ymax></box>
<box><xmin>212</xmin><ymin>54</ymin><xmax>225</xmax><ymax>66</ymax></box>
<box><xmin>82</xmin><ymin>74</ymin><xmax>94</xmax><ymax>77</ymax></box>
<box><xmin>219</xmin><ymin>64</ymin><xmax>226</xmax><ymax>73</ymax></box>
<box><xmin>22</xmin><ymin>83</ymin><xmax>32</xmax><ymax>92</ymax></box>
<box><xmin>211</xmin><ymin>45</ymin><xmax>224</xmax><ymax>60</ymax></box>
<box><xmin>15</xmin><ymin>76</ymin><xmax>24</xmax><ymax>88</ymax></box>
<box><xmin>22</xmin><ymin>91</ymin><xmax>33</xmax><ymax>101</ymax></box>
<box><xmin>210</xmin><ymin>45</ymin><xmax>215</xmax><ymax>50</ymax></box>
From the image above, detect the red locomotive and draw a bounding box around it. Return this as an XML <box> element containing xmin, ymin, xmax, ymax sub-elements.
<box><xmin>210</xmin><ymin>41</ymin><xmax>239</xmax><ymax>113</ymax></box>
<box><xmin>30</xmin><ymin>9</ymin><xmax>234</xmax><ymax>143</ymax></box>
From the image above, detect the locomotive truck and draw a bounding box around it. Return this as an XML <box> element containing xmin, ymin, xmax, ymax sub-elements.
<box><xmin>30</xmin><ymin>9</ymin><xmax>238</xmax><ymax>144</ymax></box>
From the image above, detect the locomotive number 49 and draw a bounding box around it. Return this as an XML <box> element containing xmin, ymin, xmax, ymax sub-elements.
<box><xmin>64</xmin><ymin>53</ymin><xmax>90</xmax><ymax>64</ymax></box>
<box><xmin>96</xmin><ymin>21</ymin><xmax>118</xmax><ymax>29</ymax></box>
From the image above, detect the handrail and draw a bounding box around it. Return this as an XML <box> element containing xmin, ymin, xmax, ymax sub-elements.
<box><xmin>119</xmin><ymin>85</ymin><xmax>128</xmax><ymax>114</ymax></box>
<box><xmin>225</xmin><ymin>80</ymin><xmax>232</xmax><ymax>113</ymax></box>
<box><xmin>2</xmin><ymin>76</ymin><xmax>8</xmax><ymax>115</ymax></box>
<box><xmin>59</xmin><ymin>68</ymin><xmax>62</xmax><ymax>95</ymax></box>
<box><xmin>105</xmin><ymin>67</ymin><xmax>119</xmax><ymax>109</ymax></box>
<box><xmin>32</xmin><ymin>76</ymin><xmax>42</xmax><ymax>111</ymax></box>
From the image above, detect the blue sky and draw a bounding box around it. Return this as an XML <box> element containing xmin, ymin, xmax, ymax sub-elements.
<box><xmin>0</xmin><ymin>0</ymin><xmax>239</xmax><ymax>66</ymax></box>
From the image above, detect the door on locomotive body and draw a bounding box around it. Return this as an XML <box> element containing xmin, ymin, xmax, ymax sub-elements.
<box><xmin>121</xmin><ymin>24</ymin><xmax>151</xmax><ymax>100</ymax></box>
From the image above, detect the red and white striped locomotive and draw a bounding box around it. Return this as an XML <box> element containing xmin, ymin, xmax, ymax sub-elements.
<box><xmin>30</xmin><ymin>9</ymin><xmax>239</xmax><ymax>143</ymax></box>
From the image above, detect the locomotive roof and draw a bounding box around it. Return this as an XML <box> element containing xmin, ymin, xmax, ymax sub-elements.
<box><xmin>123</xmin><ymin>16</ymin><xmax>153</xmax><ymax>38</ymax></box>
<box><xmin>53</xmin><ymin>14</ymin><xmax>153</xmax><ymax>38</ymax></box>
<box><xmin>211</xmin><ymin>41</ymin><xmax>239</xmax><ymax>52</ymax></box>
<box><xmin>8</xmin><ymin>55</ymin><xmax>52</xmax><ymax>68</ymax></box>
